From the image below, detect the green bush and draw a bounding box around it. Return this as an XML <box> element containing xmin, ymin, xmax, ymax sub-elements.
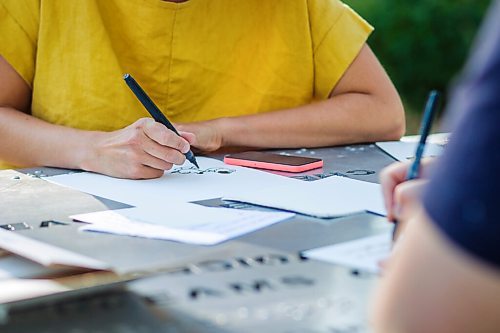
<box><xmin>345</xmin><ymin>0</ymin><xmax>491</xmax><ymax>114</ymax></box>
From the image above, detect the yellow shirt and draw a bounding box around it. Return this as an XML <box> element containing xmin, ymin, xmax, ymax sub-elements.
<box><xmin>0</xmin><ymin>0</ymin><xmax>372</xmax><ymax>169</ymax></box>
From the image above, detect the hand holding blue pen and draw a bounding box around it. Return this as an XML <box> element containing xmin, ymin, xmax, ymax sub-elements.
<box><xmin>391</xmin><ymin>90</ymin><xmax>440</xmax><ymax>240</ymax></box>
<box><xmin>123</xmin><ymin>74</ymin><xmax>199</xmax><ymax>168</ymax></box>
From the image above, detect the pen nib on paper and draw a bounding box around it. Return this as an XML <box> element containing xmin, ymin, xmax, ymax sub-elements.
<box><xmin>186</xmin><ymin>151</ymin><xmax>200</xmax><ymax>168</ymax></box>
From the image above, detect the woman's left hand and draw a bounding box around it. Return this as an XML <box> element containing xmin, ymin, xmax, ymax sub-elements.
<box><xmin>176</xmin><ymin>120</ymin><xmax>223</xmax><ymax>152</ymax></box>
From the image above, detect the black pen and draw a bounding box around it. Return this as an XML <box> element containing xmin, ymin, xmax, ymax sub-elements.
<box><xmin>123</xmin><ymin>74</ymin><xmax>199</xmax><ymax>168</ymax></box>
<box><xmin>392</xmin><ymin>90</ymin><xmax>440</xmax><ymax>240</ymax></box>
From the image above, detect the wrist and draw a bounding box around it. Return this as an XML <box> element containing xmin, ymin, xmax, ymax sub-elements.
<box><xmin>76</xmin><ymin>130</ymin><xmax>105</xmax><ymax>172</ymax></box>
<box><xmin>213</xmin><ymin>117</ymin><xmax>228</xmax><ymax>148</ymax></box>
<box><xmin>214</xmin><ymin>116</ymin><xmax>242</xmax><ymax>148</ymax></box>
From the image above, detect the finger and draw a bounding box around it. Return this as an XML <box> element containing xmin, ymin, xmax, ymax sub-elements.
<box><xmin>395</xmin><ymin>180</ymin><xmax>427</xmax><ymax>209</ymax></box>
<box><xmin>380</xmin><ymin>162</ymin><xmax>410</xmax><ymax>220</ymax></box>
<box><xmin>127</xmin><ymin>165</ymin><xmax>164</xmax><ymax>179</ymax></box>
<box><xmin>140</xmin><ymin>151</ymin><xmax>175</xmax><ymax>171</ymax></box>
<box><xmin>143</xmin><ymin>121</ymin><xmax>190</xmax><ymax>154</ymax></box>
<box><xmin>393</xmin><ymin>180</ymin><xmax>427</xmax><ymax>221</ymax></box>
<box><xmin>141</xmin><ymin>136</ymin><xmax>186</xmax><ymax>166</ymax></box>
<box><xmin>124</xmin><ymin>163</ymin><xmax>166</xmax><ymax>180</ymax></box>
<box><xmin>380</xmin><ymin>166</ymin><xmax>397</xmax><ymax>220</ymax></box>
<box><xmin>120</xmin><ymin>147</ymin><xmax>174</xmax><ymax>178</ymax></box>
<box><xmin>419</xmin><ymin>157</ymin><xmax>437</xmax><ymax>178</ymax></box>
<box><xmin>124</xmin><ymin>121</ymin><xmax>186</xmax><ymax>165</ymax></box>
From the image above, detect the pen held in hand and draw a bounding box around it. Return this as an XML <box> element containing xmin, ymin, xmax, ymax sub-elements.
<box><xmin>123</xmin><ymin>74</ymin><xmax>199</xmax><ymax>168</ymax></box>
<box><xmin>392</xmin><ymin>90</ymin><xmax>440</xmax><ymax>241</ymax></box>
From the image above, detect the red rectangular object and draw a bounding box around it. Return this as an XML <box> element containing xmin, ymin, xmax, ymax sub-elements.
<box><xmin>224</xmin><ymin>151</ymin><xmax>323</xmax><ymax>173</ymax></box>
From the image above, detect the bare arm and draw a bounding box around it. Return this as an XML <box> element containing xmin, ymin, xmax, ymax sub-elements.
<box><xmin>178</xmin><ymin>45</ymin><xmax>405</xmax><ymax>151</ymax></box>
<box><xmin>0</xmin><ymin>56</ymin><xmax>192</xmax><ymax>179</ymax></box>
<box><xmin>372</xmin><ymin>209</ymin><xmax>500</xmax><ymax>333</ymax></box>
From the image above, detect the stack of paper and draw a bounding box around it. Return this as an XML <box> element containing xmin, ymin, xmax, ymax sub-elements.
<box><xmin>0</xmin><ymin>228</ymin><xmax>109</xmax><ymax>270</ymax></box>
<box><xmin>0</xmin><ymin>229</ymin><xmax>120</xmax><ymax>306</ymax></box>
<box><xmin>72</xmin><ymin>202</ymin><xmax>295</xmax><ymax>245</ymax></box>
<box><xmin>0</xmin><ymin>270</ymin><xmax>130</xmax><ymax>305</ymax></box>
<box><xmin>0</xmin><ymin>279</ymin><xmax>69</xmax><ymax>304</ymax></box>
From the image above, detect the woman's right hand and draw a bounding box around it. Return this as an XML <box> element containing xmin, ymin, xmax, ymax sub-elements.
<box><xmin>81</xmin><ymin>118</ymin><xmax>195</xmax><ymax>179</ymax></box>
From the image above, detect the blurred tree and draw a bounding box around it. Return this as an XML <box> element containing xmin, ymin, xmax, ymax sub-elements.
<box><xmin>345</xmin><ymin>0</ymin><xmax>491</xmax><ymax>125</ymax></box>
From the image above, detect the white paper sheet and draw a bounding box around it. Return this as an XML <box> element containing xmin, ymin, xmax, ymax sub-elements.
<box><xmin>224</xmin><ymin>175</ymin><xmax>386</xmax><ymax>218</ymax></box>
<box><xmin>376</xmin><ymin>141</ymin><xmax>444</xmax><ymax>161</ymax></box>
<box><xmin>304</xmin><ymin>233</ymin><xmax>392</xmax><ymax>274</ymax></box>
<box><xmin>72</xmin><ymin>202</ymin><xmax>295</xmax><ymax>245</ymax></box>
<box><xmin>401</xmin><ymin>132</ymin><xmax>450</xmax><ymax>145</ymax></box>
<box><xmin>0</xmin><ymin>228</ymin><xmax>110</xmax><ymax>270</ymax></box>
<box><xmin>0</xmin><ymin>255</ymin><xmax>67</xmax><ymax>280</ymax></box>
<box><xmin>0</xmin><ymin>278</ymin><xmax>69</xmax><ymax>304</ymax></box>
<box><xmin>47</xmin><ymin>157</ymin><xmax>299</xmax><ymax>207</ymax></box>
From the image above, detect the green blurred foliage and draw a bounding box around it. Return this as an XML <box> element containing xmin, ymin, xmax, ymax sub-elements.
<box><xmin>344</xmin><ymin>0</ymin><xmax>491</xmax><ymax>118</ymax></box>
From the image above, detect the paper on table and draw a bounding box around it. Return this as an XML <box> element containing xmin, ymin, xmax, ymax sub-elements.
<box><xmin>0</xmin><ymin>278</ymin><xmax>69</xmax><ymax>304</ymax></box>
<box><xmin>401</xmin><ymin>132</ymin><xmax>450</xmax><ymax>145</ymax></box>
<box><xmin>224</xmin><ymin>175</ymin><xmax>386</xmax><ymax>218</ymax></box>
<box><xmin>0</xmin><ymin>270</ymin><xmax>131</xmax><ymax>305</ymax></box>
<box><xmin>72</xmin><ymin>202</ymin><xmax>295</xmax><ymax>245</ymax></box>
<box><xmin>47</xmin><ymin>157</ymin><xmax>299</xmax><ymax>207</ymax></box>
<box><xmin>0</xmin><ymin>228</ymin><xmax>110</xmax><ymax>270</ymax></box>
<box><xmin>303</xmin><ymin>233</ymin><xmax>392</xmax><ymax>274</ymax></box>
<box><xmin>48</xmin><ymin>156</ymin><xmax>384</xmax><ymax>219</ymax></box>
<box><xmin>376</xmin><ymin>141</ymin><xmax>444</xmax><ymax>161</ymax></box>
<box><xmin>0</xmin><ymin>255</ymin><xmax>69</xmax><ymax>280</ymax></box>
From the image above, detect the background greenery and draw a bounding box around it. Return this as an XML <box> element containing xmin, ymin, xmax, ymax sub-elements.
<box><xmin>343</xmin><ymin>0</ymin><xmax>491</xmax><ymax>133</ymax></box>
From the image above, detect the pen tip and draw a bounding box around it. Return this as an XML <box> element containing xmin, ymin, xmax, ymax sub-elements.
<box><xmin>123</xmin><ymin>73</ymin><xmax>130</xmax><ymax>80</ymax></box>
<box><xmin>190</xmin><ymin>158</ymin><xmax>200</xmax><ymax>168</ymax></box>
<box><xmin>185</xmin><ymin>150</ymin><xmax>199</xmax><ymax>168</ymax></box>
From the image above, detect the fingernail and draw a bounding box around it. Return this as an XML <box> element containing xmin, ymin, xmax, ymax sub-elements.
<box><xmin>143</xmin><ymin>119</ymin><xmax>156</xmax><ymax>129</ymax></box>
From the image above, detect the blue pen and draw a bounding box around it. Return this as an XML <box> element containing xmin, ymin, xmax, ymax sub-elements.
<box><xmin>392</xmin><ymin>90</ymin><xmax>440</xmax><ymax>240</ymax></box>
<box><xmin>123</xmin><ymin>74</ymin><xmax>199</xmax><ymax>168</ymax></box>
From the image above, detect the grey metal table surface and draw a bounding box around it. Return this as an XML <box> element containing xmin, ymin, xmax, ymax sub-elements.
<box><xmin>0</xmin><ymin>144</ymin><xmax>396</xmax><ymax>332</ymax></box>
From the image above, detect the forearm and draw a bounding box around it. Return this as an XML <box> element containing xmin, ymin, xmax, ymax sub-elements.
<box><xmin>0</xmin><ymin>107</ymin><xmax>98</xmax><ymax>169</ymax></box>
<box><xmin>218</xmin><ymin>92</ymin><xmax>405</xmax><ymax>149</ymax></box>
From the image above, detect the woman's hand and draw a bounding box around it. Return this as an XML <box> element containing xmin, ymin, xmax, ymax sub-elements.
<box><xmin>176</xmin><ymin>119</ymin><xmax>223</xmax><ymax>152</ymax></box>
<box><xmin>82</xmin><ymin>118</ymin><xmax>195</xmax><ymax>179</ymax></box>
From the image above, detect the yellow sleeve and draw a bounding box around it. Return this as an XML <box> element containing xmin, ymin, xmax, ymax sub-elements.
<box><xmin>0</xmin><ymin>0</ymin><xmax>40</xmax><ymax>88</ymax></box>
<box><xmin>308</xmin><ymin>0</ymin><xmax>373</xmax><ymax>99</ymax></box>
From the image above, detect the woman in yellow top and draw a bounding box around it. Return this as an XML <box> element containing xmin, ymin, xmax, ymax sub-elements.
<box><xmin>0</xmin><ymin>0</ymin><xmax>404</xmax><ymax>179</ymax></box>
